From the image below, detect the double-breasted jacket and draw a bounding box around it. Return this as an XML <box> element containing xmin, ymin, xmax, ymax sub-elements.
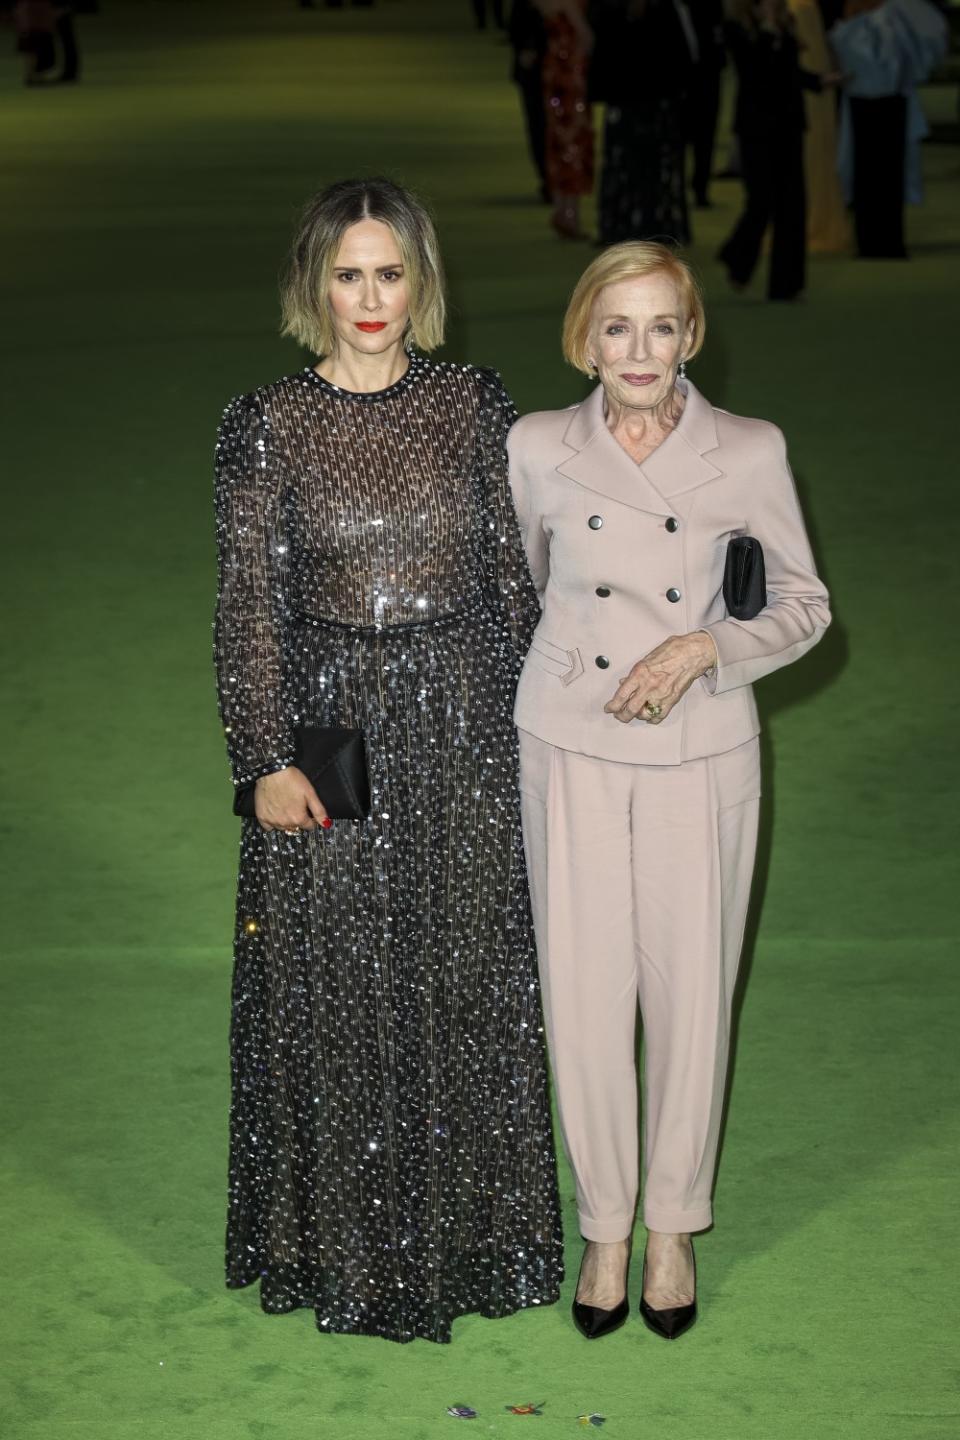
<box><xmin>506</xmin><ymin>379</ymin><xmax>831</xmax><ymax>764</ymax></box>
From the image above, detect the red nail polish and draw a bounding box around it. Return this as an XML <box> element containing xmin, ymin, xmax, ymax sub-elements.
<box><xmin>321</xmin><ymin>817</ymin><xmax>333</xmax><ymax>830</ymax></box>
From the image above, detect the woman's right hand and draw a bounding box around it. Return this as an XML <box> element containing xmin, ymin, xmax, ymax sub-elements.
<box><xmin>254</xmin><ymin>767</ymin><xmax>329</xmax><ymax>833</ymax></box>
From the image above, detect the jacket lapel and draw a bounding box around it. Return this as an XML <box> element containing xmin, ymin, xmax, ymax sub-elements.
<box><xmin>555</xmin><ymin>380</ymin><xmax>724</xmax><ymax>515</ymax></box>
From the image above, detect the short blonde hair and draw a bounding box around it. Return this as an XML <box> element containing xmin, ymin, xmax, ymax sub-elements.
<box><xmin>280</xmin><ymin>178</ymin><xmax>446</xmax><ymax>357</ymax></box>
<box><xmin>562</xmin><ymin>242</ymin><xmax>706</xmax><ymax>375</ymax></box>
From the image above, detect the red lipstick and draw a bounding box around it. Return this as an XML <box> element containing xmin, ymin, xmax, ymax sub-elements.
<box><xmin>356</xmin><ymin>321</ymin><xmax>387</xmax><ymax>332</ymax></box>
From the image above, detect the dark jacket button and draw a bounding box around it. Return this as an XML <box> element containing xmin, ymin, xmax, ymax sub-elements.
<box><xmin>588</xmin><ymin>515</ymin><xmax>603</xmax><ymax>530</ymax></box>
<box><xmin>595</xmin><ymin>655</ymin><xmax>610</xmax><ymax>669</ymax></box>
<box><xmin>596</xmin><ymin>586</ymin><xmax>611</xmax><ymax>598</ymax></box>
<box><xmin>666</xmin><ymin>587</ymin><xmax>682</xmax><ymax>603</ymax></box>
<box><xmin>665</xmin><ymin>517</ymin><xmax>679</xmax><ymax>533</ymax></box>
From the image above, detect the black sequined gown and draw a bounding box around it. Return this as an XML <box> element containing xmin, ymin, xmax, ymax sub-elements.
<box><xmin>213</xmin><ymin>355</ymin><xmax>564</xmax><ymax>1344</ymax></box>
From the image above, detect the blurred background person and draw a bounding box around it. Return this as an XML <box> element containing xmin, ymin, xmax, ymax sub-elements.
<box><xmin>10</xmin><ymin>0</ymin><xmax>79</xmax><ymax>84</ymax></box>
<box><xmin>591</xmin><ymin>0</ymin><xmax>696</xmax><ymax>246</ymax></box>
<box><xmin>788</xmin><ymin>0</ymin><xmax>850</xmax><ymax>252</ymax></box>
<box><xmin>687</xmin><ymin>0</ymin><xmax>726</xmax><ymax>209</ymax></box>
<box><xmin>53</xmin><ymin>0</ymin><xmax>79</xmax><ymax>81</ymax></box>
<box><xmin>473</xmin><ymin>0</ymin><xmax>506</xmax><ymax>26</ymax></box>
<box><xmin>12</xmin><ymin>0</ymin><xmax>55</xmax><ymax>83</ymax></box>
<box><xmin>509</xmin><ymin>0</ymin><xmax>550</xmax><ymax>202</ymax></box>
<box><xmin>717</xmin><ymin>0</ymin><xmax>839</xmax><ymax>300</ymax></box>
<box><xmin>537</xmin><ymin>0</ymin><xmax>595</xmax><ymax>239</ymax></box>
<box><xmin>830</xmin><ymin>0</ymin><xmax>948</xmax><ymax>258</ymax></box>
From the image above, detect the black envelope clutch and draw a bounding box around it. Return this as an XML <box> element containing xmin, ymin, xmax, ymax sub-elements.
<box><xmin>233</xmin><ymin>727</ymin><xmax>370</xmax><ymax>821</ymax></box>
<box><xmin>724</xmin><ymin>536</ymin><xmax>767</xmax><ymax>621</ymax></box>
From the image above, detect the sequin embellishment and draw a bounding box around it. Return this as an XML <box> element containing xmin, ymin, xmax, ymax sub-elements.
<box><xmin>214</xmin><ymin>357</ymin><xmax>564</xmax><ymax>1343</ymax></box>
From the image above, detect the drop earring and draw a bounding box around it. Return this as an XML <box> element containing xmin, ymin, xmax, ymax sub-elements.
<box><xmin>679</xmin><ymin>359</ymin><xmax>687</xmax><ymax>381</ymax></box>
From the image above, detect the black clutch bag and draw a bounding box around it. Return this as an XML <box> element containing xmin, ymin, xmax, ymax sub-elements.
<box><xmin>724</xmin><ymin>536</ymin><xmax>767</xmax><ymax>621</ymax></box>
<box><xmin>233</xmin><ymin>727</ymin><xmax>370</xmax><ymax>821</ymax></box>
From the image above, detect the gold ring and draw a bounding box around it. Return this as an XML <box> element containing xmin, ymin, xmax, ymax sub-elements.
<box><xmin>644</xmin><ymin>701</ymin><xmax>663</xmax><ymax>719</ymax></box>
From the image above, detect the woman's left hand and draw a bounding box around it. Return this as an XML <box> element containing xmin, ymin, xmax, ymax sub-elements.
<box><xmin>604</xmin><ymin>631</ymin><xmax>718</xmax><ymax>725</ymax></box>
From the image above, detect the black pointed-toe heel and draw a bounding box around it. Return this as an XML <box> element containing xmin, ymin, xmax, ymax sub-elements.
<box><xmin>572</xmin><ymin>1246</ymin><xmax>630</xmax><ymax>1340</ymax></box>
<box><xmin>572</xmin><ymin>1294</ymin><xmax>630</xmax><ymax>1340</ymax></box>
<box><xmin>639</xmin><ymin>1246</ymin><xmax>697</xmax><ymax>1340</ymax></box>
<box><xmin>638</xmin><ymin>1295</ymin><xmax>697</xmax><ymax>1340</ymax></box>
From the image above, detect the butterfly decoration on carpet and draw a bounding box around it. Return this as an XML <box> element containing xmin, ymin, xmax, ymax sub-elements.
<box><xmin>446</xmin><ymin>1405</ymin><xmax>478</xmax><ymax>1419</ymax></box>
<box><xmin>504</xmin><ymin>1402</ymin><xmax>545</xmax><ymax>1415</ymax></box>
<box><xmin>577</xmin><ymin>1416</ymin><xmax>606</xmax><ymax>1429</ymax></box>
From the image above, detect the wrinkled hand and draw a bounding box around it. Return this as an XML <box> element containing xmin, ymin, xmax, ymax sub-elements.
<box><xmin>254</xmin><ymin>766</ymin><xmax>329</xmax><ymax>832</ymax></box>
<box><xmin>603</xmin><ymin>631</ymin><xmax>717</xmax><ymax>725</ymax></box>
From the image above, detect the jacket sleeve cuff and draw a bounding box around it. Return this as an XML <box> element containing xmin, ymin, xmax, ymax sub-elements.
<box><xmin>697</xmin><ymin>626</ymin><xmax>722</xmax><ymax>695</ymax></box>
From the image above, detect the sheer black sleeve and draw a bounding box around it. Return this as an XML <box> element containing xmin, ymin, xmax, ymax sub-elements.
<box><xmin>213</xmin><ymin>394</ymin><xmax>296</xmax><ymax>787</ymax></box>
<box><xmin>472</xmin><ymin>370</ymin><xmax>541</xmax><ymax>657</ymax></box>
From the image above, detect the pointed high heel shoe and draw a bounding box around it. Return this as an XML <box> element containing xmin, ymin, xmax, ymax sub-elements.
<box><xmin>638</xmin><ymin>1294</ymin><xmax>697</xmax><ymax>1340</ymax></box>
<box><xmin>572</xmin><ymin>1293</ymin><xmax>630</xmax><ymax>1339</ymax></box>
<box><xmin>639</xmin><ymin>1247</ymin><xmax>697</xmax><ymax>1340</ymax></box>
<box><xmin>572</xmin><ymin>1247</ymin><xmax>630</xmax><ymax>1340</ymax></box>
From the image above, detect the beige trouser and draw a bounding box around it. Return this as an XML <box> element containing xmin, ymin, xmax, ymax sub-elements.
<box><xmin>518</xmin><ymin>730</ymin><xmax>761</xmax><ymax>1239</ymax></box>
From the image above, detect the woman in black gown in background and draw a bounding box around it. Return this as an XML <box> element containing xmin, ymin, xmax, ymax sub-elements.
<box><xmin>213</xmin><ymin>178</ymin><xmax>563</xmax><ymax>1344</ymax></box>
<box><xmin>592</xmin><ymin>0</ymin><xmax>696</xmax><ymax>246</ymax></box>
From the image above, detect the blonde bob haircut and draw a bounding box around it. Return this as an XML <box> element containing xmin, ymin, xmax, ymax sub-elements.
<box><xmin>280</xmin><ymin>178</ymin><xmax>446</xmax><ymax>357</ymax></box>
<box><xmin>562</xmin><ymin>242</ymin><xmax>706</xmax><ymax>376</ymax></box>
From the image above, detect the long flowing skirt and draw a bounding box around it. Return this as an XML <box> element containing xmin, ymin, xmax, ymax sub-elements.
<box><xmin>599</xmin><ymin>98</ymin><xmax>690</xmax><ymax>246</ymax></box>
<box><xmin>789</xmin><ymin>0</ymin><xmax>851</xmax><ymax>253</ymax></box>
<box><xmin>542</xmin><ymin>13</ymin><xmax>594</xmax><ymax>198</ymax></box>
<box><xmin>226</xmin><ymin>611</ymin><xmax>564</xmax><ymax>1343</ymax></box>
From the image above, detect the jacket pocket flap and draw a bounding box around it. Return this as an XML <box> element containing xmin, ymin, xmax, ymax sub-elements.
<box><xmin>527</xmin><ymin>638</ymin><xmax>584</xmax><ymax>686</ymax></box>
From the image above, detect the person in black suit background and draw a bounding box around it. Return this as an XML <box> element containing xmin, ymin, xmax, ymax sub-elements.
<box><xmin>591</xmin><ymin>0</ymin><xmax>697</xmax><ymax>246</ymax></box>
<box><xmin>509</xmin><ymin>0</ymin><xmax>549</xmax><ymax>201</ymax></box>
<box><xmin>717</xmin><ymin>0</ymin><xmax>838</xmax><ymax>299</ymax></box>
<box><xmin>686</xmin><ymin>0</ymin><xmax>726</xmax><ymax>207</ymax></box>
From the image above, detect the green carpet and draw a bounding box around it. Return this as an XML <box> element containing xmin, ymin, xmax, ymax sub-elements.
<box><xmin>2</xmin><ymin>2</ymin><xmax>958</xmax><ymax>1437</ymax></box>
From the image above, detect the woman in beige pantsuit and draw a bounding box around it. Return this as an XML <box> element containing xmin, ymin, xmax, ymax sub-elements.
<box><xmin>507</xmin><ymin>242</ymin><xmax>831</xmax><ymax>1340</ymax></box>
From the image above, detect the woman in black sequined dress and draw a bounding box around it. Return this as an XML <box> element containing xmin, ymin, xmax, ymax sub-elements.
<box><xmin>213</xmin><ymin>180</ymin><xmax>563</xmax><ymax>1343</ymax></box>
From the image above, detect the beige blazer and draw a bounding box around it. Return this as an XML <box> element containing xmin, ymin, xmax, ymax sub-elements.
<box><xmin>507</xmin><ymin>380</ymin><xmax>831</xmax><ymax>765</ymax></box>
